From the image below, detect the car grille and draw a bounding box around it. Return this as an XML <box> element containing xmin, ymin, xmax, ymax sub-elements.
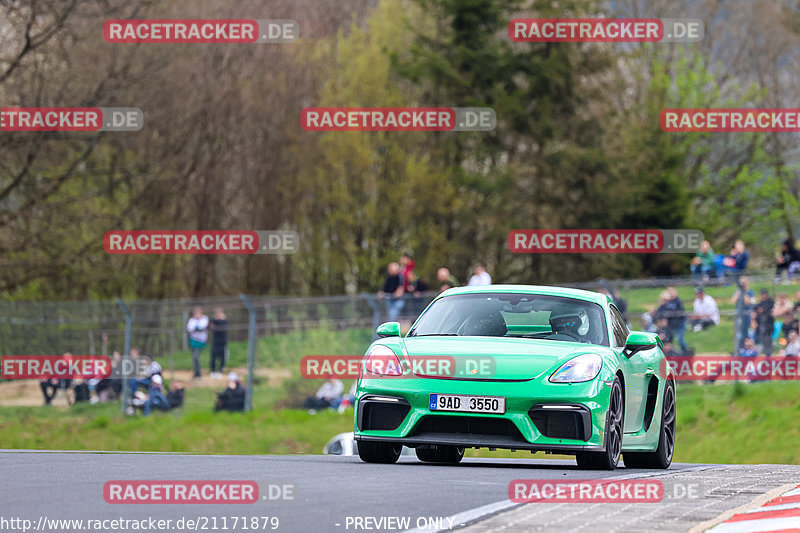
<box><xmin>408</xmin><ymin>415</ymin><xmax>529</xmax><ymax>446</ymax></box>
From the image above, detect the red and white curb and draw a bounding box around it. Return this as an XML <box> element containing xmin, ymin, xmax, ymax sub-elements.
<box><xmin>706</xmin><ymin>484</ymin><xmax>800</xmax><ymax>532</ymax></box>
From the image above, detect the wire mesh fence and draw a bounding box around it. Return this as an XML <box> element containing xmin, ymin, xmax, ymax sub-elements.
<box><xmin>0</xmin><ymin>270</ymin><xmax>784</xmax><ymax>363</ymax></box>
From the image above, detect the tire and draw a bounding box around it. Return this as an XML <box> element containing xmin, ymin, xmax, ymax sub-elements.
<box><xmin>357</xmin><ymin>441</ymin><xmax>402</xmax><ymax>464</ymax></box>
<box><xmin>575</xmin><ymin>376</ymin><xmax>624</xmax><ymax>470</ymax></box>
<box><xmin>624</xmin><ymin>380</ymin><xmax>675</xmax><ymax>469</ymax></box>
<box><xmin>415</xmin><ymin>445</ymin><xmax>465</xmax><ymax>464</ymax></box>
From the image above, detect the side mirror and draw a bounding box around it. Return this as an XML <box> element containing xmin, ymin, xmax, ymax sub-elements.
<box><xmin>376</xmin><ymin>321</ymin><xmax>401</xmax><ymax>338</ymax></box>
<box><xmin>624</xmin><ymin>331</ymin><xmax>659</xmax><ymax>357</ymax></box>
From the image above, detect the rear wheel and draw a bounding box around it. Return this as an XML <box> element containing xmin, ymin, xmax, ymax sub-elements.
<box><xmin>357</xmin><ymin>441</ymin><xmax>402</xmax><ymax>464</ymax></box>
<box><xmin>576</xmin><ymin>376</ymin><xmax>624</xmax><ymax>470</ymax></box>
<box><xmin>415</xmin><ymin>445</ymin><xmax>465</xmax><ymax>464</ymax></box>
<box><xmin>624</xmin><ymin>380</ymin><xmax>675</xmax><ymax>469</ymax></box>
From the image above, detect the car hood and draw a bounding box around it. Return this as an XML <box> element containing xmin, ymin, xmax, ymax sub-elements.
<box><xmin>402</xmin><ymin>336</ymin><xmax>610</xmax><ymax>381</ymax></box>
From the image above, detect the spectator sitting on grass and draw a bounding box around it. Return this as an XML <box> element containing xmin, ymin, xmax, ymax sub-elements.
<box><xmin>741</xmin><ymin>337</ymin><xmax>758</xmax><ymax>358</ymax></box>
<box><xmin>143</xmin><ymin>374</ymin><xmax>170</xmax><ymax>416</ymax></box>
<box><xmin>662</xmin><ymin>341</ymin><xmax>680</xmax><ymax>357</ymax></box>
<box><xmin>723</xmin><ymin>239</ymin><xmax>749</xmax><ymax>280</ymax></box>
<box><xmin>690</xmin><ymin>287</ymin><xmax>719</xmax><ymax>332</ymax></box>
<box><xmin>436</xmin><ymin>267</ymin><xmax>459</xmax><ymax>293</ymax></box>
<box><xmin>467</xmin><ymin>264</ymin><xmax>492</xmax><ymax>286</ymax></box>
<box><xmin>215</xmin><ymin>372</ymin><xmax>245</xmax><ymax>412</ymax></box>
<box><xmin>690</xmin><ymin>240</ymin><xmax>716</xmax><ymax>281</ymax></box>
<box><xmin>641</xmin><ymin>306</ymin><xmax>658</xmax><ymax>333</ymax></box>
<box><xmin>40</xmin><ymin>352</ymin><xmax>74</xmax><ymax>406</ymax></box>
<box><xmin>95</xmin><ymin>351</ymin><xmax>122</xmax><ymax>403</ymax></box>
<box><xmin>776</xmin><ymin>238</ymin><xmax>800</xmax><ymax>284</ymax></box>
<box><xmin>167</xmin><ymin>380</ymin><xmax>186</xmax><ymax>409</ymax></box>
<box><xmin>304</xmin><ymin>377</ymin><xmax>344</xmax><ymax>413</ymax></box>
<box><xmin>781</xmin><ymin>330</ymin><xmax>800</xmax><ymax>356</ymax></box>
<box><xmin>773</xmin><ymin>292</ymin><xmax>798</xmax><ymax>338</ymax></box>
<box><xmin>655</xmin><ymin>317</ymin><xmax>673</xmax><ymax>345</ymax></box>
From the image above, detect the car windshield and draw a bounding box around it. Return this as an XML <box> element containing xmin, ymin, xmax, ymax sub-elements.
<box><xmin>408</xmin><ymin>292</ymin><xmax>609</xmax><ymax>347</ymax></box>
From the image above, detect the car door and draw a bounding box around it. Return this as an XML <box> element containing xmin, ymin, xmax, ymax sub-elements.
<box><xmin>609</xmin><ymin>305</ymin><xmax>648</xmax><ymax>433</ymax></box>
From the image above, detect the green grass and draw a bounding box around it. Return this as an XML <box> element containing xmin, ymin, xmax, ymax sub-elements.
<box><xmin>162</xmin><ymin>326</ymin><xmax>373</xmax><ymax>372</ymax></box>
<box><xmin>3</xmin><ymin>380</ymin><xmax>800</xmax><ymax>464</ymax></box>
<box><xmin>0</xmin><ymin>384</ymin><xmax>354</xmax><ymax>453</ymax></box>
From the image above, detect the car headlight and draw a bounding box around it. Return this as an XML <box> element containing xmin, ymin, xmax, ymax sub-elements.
<box><xmin>549</xmin><ymin>354</ymin><xmax>603</xmax><ymax>383</ymax></box>
<box><xmin>363</xmin><ymin>345</ymin><xmax>405</xmax><ymax>376</ymax></box>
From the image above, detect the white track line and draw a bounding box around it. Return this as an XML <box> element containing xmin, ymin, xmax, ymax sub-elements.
<box><xmin>402</xmin><ymin>463</ymin><xmax>712</xmax><ymax>533</ymax></box>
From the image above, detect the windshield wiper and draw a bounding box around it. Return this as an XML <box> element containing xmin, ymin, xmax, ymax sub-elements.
<box><xmin>507</xmin><ymin>332</ymin><xmax>555</xmax><ymax>338</ymax></box>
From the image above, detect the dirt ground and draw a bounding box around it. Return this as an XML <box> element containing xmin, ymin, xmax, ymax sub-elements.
<box><xmin>0</xmin><ymin>367</ymin><xmax>291</xmax><ymax>407</ymax></box>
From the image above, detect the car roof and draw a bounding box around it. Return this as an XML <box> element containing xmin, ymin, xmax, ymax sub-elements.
<box><xmin>437</xmin><ymin>284</ymin><xmax>611</xmax><ymax>306</ymax></box>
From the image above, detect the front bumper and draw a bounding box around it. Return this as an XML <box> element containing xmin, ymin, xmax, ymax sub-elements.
<box><xmin>353</xmin><ymin>376</ymin><xmax>612</xmax><ymax>453</ymax></box>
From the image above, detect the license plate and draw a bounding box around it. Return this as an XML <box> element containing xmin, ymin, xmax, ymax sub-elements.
<box><xmin>429</xmin><ymin>394</ymin><xmax>505</xmax><ymax>414</ymax></box>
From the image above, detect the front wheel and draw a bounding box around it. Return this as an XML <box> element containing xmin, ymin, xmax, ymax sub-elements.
<box><xmin>357</xmin><ymin>441</ymin><xmax>402</xmax><ymax>464</ymax></box>
<box><xmin>624</xmin><ymin>380</ymin><xmax>675</xmax><ymax>469</ymax></box>
<box><xmin>415</xmin><ymin>445</ymin><xmax>465</xmax><ymax>464</ymax></box>
<box><xmin>576</xmin><ymin>376</ymin><xmax>624</xmax><ymax>470</ymax></box>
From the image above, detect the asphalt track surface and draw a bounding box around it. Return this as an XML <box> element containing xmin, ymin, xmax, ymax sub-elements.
<box><xmin>1</xmin><ymin>452</ymin><xmax>799</xmax><ymax>533</ymax></box>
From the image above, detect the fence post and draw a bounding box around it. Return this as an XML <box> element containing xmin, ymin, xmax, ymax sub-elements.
<box><xmin>239</xmin><ymin>294</ymin><xmax>256</xmax><ymax>412</ymax></box>
<box><xmin>117</xmin><ymin>298</ymin><xmax>132</xmax><ymax>415</ymax></box>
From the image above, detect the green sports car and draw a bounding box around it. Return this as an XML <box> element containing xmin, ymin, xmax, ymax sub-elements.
<box><xmin>354</xmin><ymin>285</ymin><xmax>675</xmax><ymax>470</ymax></box>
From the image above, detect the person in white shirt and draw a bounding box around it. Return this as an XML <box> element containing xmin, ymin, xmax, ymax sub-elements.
<box><xmin>304</xmin><ymin>378</ymin><xmax>344</xmax><ymax>412</ymax></box>
<box><xmin>186</xmin><ymin>307</ymin><xmax>209</xmax><ymax>378</ymax></box>
<box><xmin>467</xmin><ymin>264</ymin><xmax>492</xmax><ymax>286</ymax></box>
<box><xmin>782</xmin><ymin>330</ymin><xmax>800</xmax><ymax>356</ymax></box>
<box><xmin>690</xmin><ymin>287</ymin><xmax>719</xmax><ymax>332</ymax></box>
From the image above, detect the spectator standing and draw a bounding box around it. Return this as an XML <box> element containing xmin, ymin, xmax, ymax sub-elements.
<box><xmin>690</xmin><ymin>240</ymin><xmax>716</xmax><ymax>281</ymax></box>
<box><xmin>378</xmin><ymin>262</ymin><xmax>405</xmax><ymax>322</ymax></box>
<box><xmin>187</xmin><ymin>307</ymin><xmax>209</xmax><ymax>379</ymax></box>
<box><xmin>753</xmin><ymin>289</ymin><xmax>775</xmax><ymax>356</ymax></box>
<box><xmin>656</xmin><ymin>287</ymin><xmax>688</xmax><ymax>355</ymax></box>
<box><xmin>436</xmin><ymin>267</ymin><xmax>459</xmax><ymax>293</ymax></box>
<box><xmin>731</xmin><ymin>276</ymin><xmax>755</xmax><ymax>355</ymax></box>
<box><xmin>690</xmin><ymin>287</ymin><xmax>720</xmax><ymax>331</ymax></box>
<box><xmin>210</xmin><ymin>308</ymin><xmax>228</xmax><ymax>378</ymax></box>
<box><xmin>400</xmin><ymin>253</ymin><xmax>416</xmax><ymax>294</ymax></box>
<box><xmin>776</xmin><ymin>238</ymin><xmax>800</xmax><ymax>283</ymax></box>
<box><xmin>467</xmin><ymin>264</ymin><xmax>492</xmax><ymax>286</ymax></box>
<box><xmin>612</xmin><ymin>289</ymin><xmax>629</xmax><ymax>325</ymax></box>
